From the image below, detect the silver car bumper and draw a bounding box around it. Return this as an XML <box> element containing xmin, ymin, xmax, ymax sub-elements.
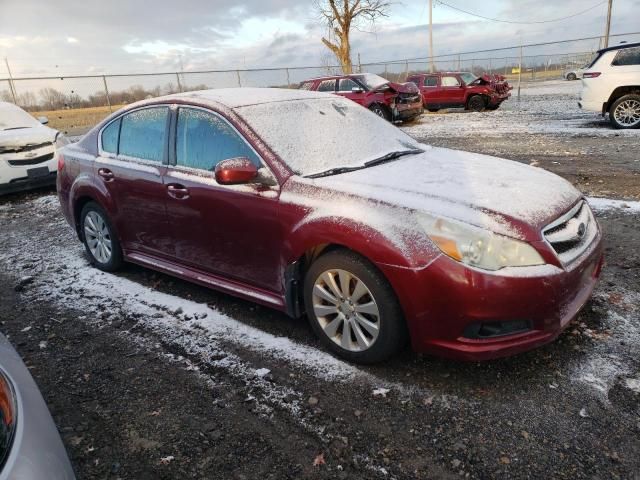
<box><xmin>0</xmin><ymin>333</ymin><xmax>75</xmax><ymax>480</ymax></box>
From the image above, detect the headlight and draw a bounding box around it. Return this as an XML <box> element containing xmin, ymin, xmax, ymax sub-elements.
<box><xmin>417</xmin><ymin>214</ymin><xmax>545</xmax><ymax>271</ymax></box>
<box><xmin>0</xmin><ymin>370</ymin><xmax>17</xmax><ymax>469</ymax></box>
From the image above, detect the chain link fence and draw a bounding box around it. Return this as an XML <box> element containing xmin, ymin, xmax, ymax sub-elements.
<box><xmin>2</xmin><ymin>32</ymin><xmax>638</xmax><ymax>134</ymax></box>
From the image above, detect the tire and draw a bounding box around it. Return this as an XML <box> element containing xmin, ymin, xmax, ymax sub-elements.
<box><xmin>485</xmin><ymin>104</ymin><xmax>500</xmax><ymax>111</ymax></box>
<box><xmin>427</xmin><ymin>108</ymin><xmax>440</xmax><ymax>113</ymax></box>
<box><xmin>80</xmin><ymin>201</ymin><xmax>123</xmax><ymax>272</ymax></box>
<box><xmin>566</xmin><ymin>73</ymin><xmax>577</xmax><ymax>81</ymax></box>
<box><xmin>467</xmin><ymin>95</ymin><xmax>486</xmax><ymax>112</ymax></box>
<box><xmin>304</xmin><ymin>249</ymin><xmax>408</xmax><ymax>364</ymax></box>
<box><xmin>609</xmin><ymin>94</ymin><xmax>640</xmax><ymax>130</ymax></box>
<box><xmin>369</xmin><ymin>104</ymin><xmax>391</xmax><ymax>121</ymax></box>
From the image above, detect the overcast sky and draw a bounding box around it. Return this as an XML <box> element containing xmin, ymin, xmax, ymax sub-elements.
<box><xmin>1</xmin><ymin>0</ymin><xmax>639</xmax><ymax>77</ymax></box>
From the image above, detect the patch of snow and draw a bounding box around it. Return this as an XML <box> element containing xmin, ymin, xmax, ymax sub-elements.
<box><xmin>255</xmin><ymin>368</ymin><xmax>271</xmax><ymax>377</ymax></box>
<box><xmin>587</xmin><ymin>197</ymin><xmax>640</xmax><ymax>213</ymax></box>
<box><xmin>625</xmin><ymin>378</ymin><xmax>640</xmax><ymax>393</ymax></box>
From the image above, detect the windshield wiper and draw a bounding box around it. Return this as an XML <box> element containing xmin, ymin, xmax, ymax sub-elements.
<box><xmin>306</xmin><ymin>166</ymin><xmax>364</xmax><ymax>179</ymax></box>
<box><xmin>364</xmin><ymin>149</ymin><xmax>424</xmax><ymax>167</ymax></box>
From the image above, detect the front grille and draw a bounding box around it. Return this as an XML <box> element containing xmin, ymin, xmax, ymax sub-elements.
<box><xmin>0</xmin><ymin>142</ymin><xmax>52</xmax><ymax>154</ymax></box>
<box><xmin>398</xmin><ymin>93</ymin><xmax>421</xmax><ymax>104</ymax></box>
<box><xmin>543</xmin><ymin>201</ymin><xmax>597</xmax><ymax>266</ymax></box>
<box><xmin>7</xmin><ymin>152</ymin><xmax>54</xmax><ymax>166</ymax></box>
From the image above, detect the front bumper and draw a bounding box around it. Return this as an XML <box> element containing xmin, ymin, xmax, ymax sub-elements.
<box><xmin>0</xmin><ymin>147</ymin><xmax>57</xmax><ymax>195</ymax></box>
<box><xmin>0</xmin><ymin>334</ymin><xmax>75</xmax><ymax>479</ymax></box>
<box><xmin>488</xmin><ymin>92</ymin><xmax>510</xmax><ymax>106</ymax></box>
<box><xmin>393</xmin><ymin>101</ymin><xmax>424</xmax><ymax>121</ymax></box>
<box><xmin>377</xmin><ymin>233</ymin><xmax>604</xmax><ymax>361</ymax></box>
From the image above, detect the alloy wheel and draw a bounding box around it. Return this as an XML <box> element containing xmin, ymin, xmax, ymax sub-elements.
<box><xmin>613</xmin><ymin>99</ymin><xmax>640</xmax><ymax>127</ymax></box>
<box><xmin>84</xmin><ymin>211</ymin><xmax>113</xmax><ymax>263</ymax></box>
<box><xmin>311</xmin><ymin>269</ymin><xmax>380</xmax><ymax>352</ymax></box>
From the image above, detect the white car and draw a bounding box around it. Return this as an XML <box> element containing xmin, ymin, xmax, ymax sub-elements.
<box><xmin>0</xmin><ymin>102</ymin><xmax>64</xmax><ymax>195</ymax></box>
<box><xmin>579</xmin><ymin>42</ymin><xmax>640</xmax><ymax>129</ymax></box>
<box><xmin>564</xmin><ymin>65</ymin><xmax>587</xmax><ymax>81</ymax></box>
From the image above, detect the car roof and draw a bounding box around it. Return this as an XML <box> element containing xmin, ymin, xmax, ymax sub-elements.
<box><xmin>149</xmin><ymin>87</ymin><xmax>336</xmax><ymax>109</ymax></box>
<box><xmin>302</xmin><ymin>73</ymin><xmax>370</xmax><ymax>82</ymax></box>
<box><xmin>597</xmin><ymin>41</ymin><xmax>640</xmax><ymax>54</ymax></box>
<box><xmin>409</xmin><ymin>72</ymin><xmax>471</xmax><ymax>76</ymax></box>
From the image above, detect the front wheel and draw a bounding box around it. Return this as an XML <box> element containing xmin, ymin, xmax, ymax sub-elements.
<box><xmin>80</xmin><ymin>202</ymin><xmax>123</xmax><ymax>272</ymax></box>
<box><xmin>609</xmin><ymin>94</ymin><xmax>640</xmax><ymax>129</ymax></box>
<box><xmin>369</xmin><ymin>104</ymin><xmax>391</xmax><ymax>121</ymax></box>
<box><xmin>304</xmin><ymin>250</ymin><xmax>407</xmax><ymax>364</ymax></box>
<box><xmin>467</xmin><ymin>95</ymin><xmax>486</xmax><ymax>112</ymax></box>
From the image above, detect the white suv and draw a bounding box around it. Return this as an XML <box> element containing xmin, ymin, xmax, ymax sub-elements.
<box><xmin>0</xmin><ymin>102</ymin><xmax>64</xmax><ymax>195</ymax></box>
<box><xmin>579</xmin><ymin>42</ymin><xmax>640</xmax><ymax>129</ymax></box>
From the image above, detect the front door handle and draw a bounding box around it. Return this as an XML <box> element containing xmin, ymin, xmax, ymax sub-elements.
<box><xmin>98</xmin><ymin>168</ymin><xmax>114</xmax><ymax>182</ymax></box>
<box><xmin>167</xmin><ymin>183</ymin><xmax>190</xmax><ymax>199</ymax></box>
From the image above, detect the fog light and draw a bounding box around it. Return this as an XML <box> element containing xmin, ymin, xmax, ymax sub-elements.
<box><xmin>463</xmin><ymin>319</ymin><xmax>531</xmax><ymax>339</ymax></box>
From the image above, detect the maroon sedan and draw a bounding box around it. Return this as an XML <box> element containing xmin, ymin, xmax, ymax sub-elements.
<box><xmin>57</xmin><ymin>88</ymin><xmax>603</xmax><ymax>363</ymax></box>
<box><xmin>300</xmin><ymin>73</ymin><xmax>423</xmax><ymax>122</ymax></box>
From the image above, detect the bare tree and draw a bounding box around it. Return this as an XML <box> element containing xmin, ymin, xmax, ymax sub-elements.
<box><xmin>315</xmin><ymin>0</ymin><xmax>391</xmax><ymax>74</ymax></box>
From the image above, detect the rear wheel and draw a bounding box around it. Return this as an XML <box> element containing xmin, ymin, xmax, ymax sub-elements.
<box><xmin>80</xmin><ymin>202</ymin><xmax>123</xmax><ymax>272</ymax></box>
<box><xmin>369</xmin><ymin>104</ymin><xmax>391</xmax><ymax>121</ymax></box>
<box><xmin>467</xmin><ymin>95</ymin><xmax>486</xmax><ymax>112</ymax></box>
<box><xmin>566</xmin><ymin>72</ymin><xmax>577</xmax><ymax>81</ymax></box>
<box><xmin>609</xmin><ymin>94</ymin><xmax>640</xmax><ymax>129</ymax></box>
<box><xmin>304</xmin><ymin>250</ymin><xmax>407</xmax><ymax>364</ymax></box>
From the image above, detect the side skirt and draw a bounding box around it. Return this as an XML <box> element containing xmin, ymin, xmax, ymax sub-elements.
<box><xmin>125</xmin><ymin>251</ymin><xmax>286</xmax><ymax>311</ymax></box>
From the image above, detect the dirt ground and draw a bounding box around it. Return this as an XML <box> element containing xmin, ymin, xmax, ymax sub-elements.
<box><xmin>1</xmin><ymin>81</ymin><xmax>639</xmax><ymax>479</ymax></box>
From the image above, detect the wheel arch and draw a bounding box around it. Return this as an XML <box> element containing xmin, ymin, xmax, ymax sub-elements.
<box><xmin>606</xmin><ymin>86</ymin><xmax>640</xmax><ymax>110</ymax></box>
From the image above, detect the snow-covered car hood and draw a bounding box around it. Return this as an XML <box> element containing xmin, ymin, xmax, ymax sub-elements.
<box><xmin>308</xmin><ymin>147</ymin><xmax>581</xmax><ymax>240</ymax></box>
<box><xmin>0</xmin><ymin>125</ymin><xmax>58</xmax><ymax>150</ymax></box>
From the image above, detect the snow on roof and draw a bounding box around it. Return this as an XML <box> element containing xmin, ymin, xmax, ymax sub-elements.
<box><xmin>166</xmin><ymin>87</ymin><xmax>336</xmax><ymax>109</ymax></box>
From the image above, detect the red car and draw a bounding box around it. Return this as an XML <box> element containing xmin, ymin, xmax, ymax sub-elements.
<box><xmin>57</xmin><ymin>88</ymin><xmax>603</xmax><ymax>363</ymax></box>
<box><xmin>300</xmin><ymin>73</ymin><xmax>423</xmax><ymax>122</ymax></box>
<box><xmin>407</xmin><ymin>72</ymin><xmax>512</xmax><ymax>112</ymax></box>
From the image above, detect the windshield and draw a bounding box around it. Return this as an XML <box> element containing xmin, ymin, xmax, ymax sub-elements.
<box><xmin>459</xmin><ymin>73</ymin><xmax>477</xmax><ymax>85</ymax></box>
<box><xmin>351</xmin><ymin>73</ymin><xmax>389</xmax><ymax>90</ymax></box>
<box><xmin>0</xmin><ymin>102</ymin><xmax>40</xmax><ymax>130</ymax></box>
<box><xmin>237</xmin><ymin>97</ymin><xmax>423</xmax><ymax>176</ymax></box>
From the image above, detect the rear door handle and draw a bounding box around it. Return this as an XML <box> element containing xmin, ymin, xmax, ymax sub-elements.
<box><xmin>98</xmin><ymin>168</ymin><xmax>114</xmax><ymax>181</ymax></box>
<box><xmin>167</xmin><ymin>183</ymin><xmax>190</xmax><ymax>199</ymax></box>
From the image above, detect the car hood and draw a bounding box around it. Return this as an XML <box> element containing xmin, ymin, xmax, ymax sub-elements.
<box><xmin>0</xmin><ymin>125</ymin><xmax>58</xmax><ymax>149</ymax></box>
<box><xmin>310</xmin><ymin>147</ymin><xmax>581</xmax><ymax>240</ymax></box>
<box><xmin>377</xmin><ymin>81</ymin><xmax>419</xmax><ymax>94</ymax></box>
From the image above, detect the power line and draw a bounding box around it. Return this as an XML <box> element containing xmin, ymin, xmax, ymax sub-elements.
<box><xmin>434</xmin><ymin>0</ymin><xmax>606</xmax><ymax>25</ymax></box>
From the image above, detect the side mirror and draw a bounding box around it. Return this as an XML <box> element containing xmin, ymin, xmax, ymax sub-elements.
<box><xmin>214</xmin><ymin>157</ymin><xmax>258</xmax><ymax>185</ymax></box>
<box><xmin>351</xmin><ymin>87</ymin><xmax>364</xmax><ymax>94</ymax></box>
<box><xmin>38</xmin><ymin>116</ymin><xmax>49</xmax><ymax>125</ymax></box>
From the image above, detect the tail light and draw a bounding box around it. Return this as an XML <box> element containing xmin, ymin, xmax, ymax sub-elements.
<box><xmin>583</xmin><ymin>72</ymin><xmax>601</xmax><ymax>78</ymax></box>
<box><xmin>57</xmin><ymin>153</ymin><xmax>65</xmax><ymax>171</ymax></box>
<box><xmin>0</xmin><ymin>371</ymin><xmax>17</xmax><ymax>468</ymax></box>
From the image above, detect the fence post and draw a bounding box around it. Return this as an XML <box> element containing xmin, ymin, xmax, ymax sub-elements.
<box><xmin>286</xmin><ymin>68</ymin><xmax>291</xmax><ymax>87</ymax></box>
<box><xmin>384</xmin><ymin>64</ymin><xmax>388</xmax><ymax>78</ymax></box>
<box><xmin>175</xmin><ymin>73</ymin><xmax>183</xmax><ymax>93</ymax></box>
<box><xmin>404</xmin><ymin>61</ymin><xmax>409</xmax><ymax>81</ymax></box>
<box><xmin>457</xmin><ymin>55</ymin><xmax>461</xmax><ymax>70</ymax></box>
<box><xmin>102</xmin><ymin>76</ymin><xmax>113</xmax><ymax>113</ymax></box>
<box><xmin>517</xmin><ymin>45</ymin><xmax>522</xmax><ymax>101</ymax></box>
<box><xmin>236</xmin><ymin>70</ymin><xmax>242</xmax><ymax>87</ymax></box>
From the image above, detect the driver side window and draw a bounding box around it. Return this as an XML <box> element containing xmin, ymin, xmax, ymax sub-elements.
<box><xmin>175</xmin><ymin>108</ymin><xmax>260</xmax><ymax>171</ymax></box>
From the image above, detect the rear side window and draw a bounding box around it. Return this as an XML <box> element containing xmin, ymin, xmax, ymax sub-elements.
<box><xmin>441</xmin><ymin>76</ymin><xmax>461</xmax><ymax>87</ymax></box>
<box><xmin>424</xmin><ymin>76</ymin><xmax>438</xmax><ymax>87</ymax></box>
<box><xmin>119</xmin><ymin>107</ymin><xmax>169</xmax><ymax>162</ymax></box>
<box><xmin>611</xmin><ymin>47</ymin><xmax>640</xmax><ymax>66</ymax></box>
<box><xmin>299</xmin><ymin>82</ymin><xmax>313</xmax><ymax>90</ymax></box>
<box><xmin>317</xmin><ymin>79</ymin><xmax>336</xmax><ymax>92</ymax></box>
<box><xmin>176</xmin><ymin>108</ymin><xmax>260</xmax><ymax>171</ymax></box>
<box><xmin>101</xmin><ymin>118</ymin><xmax>120</xmax><ymax>154</ymax></box>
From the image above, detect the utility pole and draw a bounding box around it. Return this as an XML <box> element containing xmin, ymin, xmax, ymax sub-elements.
<box><xmin>428</xmin><ymin>0</ymin><xmax>434</xmax><ymax>73</ymax></box>
<box><xmin>603</xmin><ymin>0</ymin><xmax>613</xmax><ymax>48</ymax></box>
<box><xmin>4</xmin><ymin>57</ymin><xmax>17</xmax><ymax>104</ymax></box>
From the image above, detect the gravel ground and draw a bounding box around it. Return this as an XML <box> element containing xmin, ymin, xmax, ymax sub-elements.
<box><xmin>0</xmin><ymin>81</ymin><xmax>639</xmax><ymax>479</ymax></box>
